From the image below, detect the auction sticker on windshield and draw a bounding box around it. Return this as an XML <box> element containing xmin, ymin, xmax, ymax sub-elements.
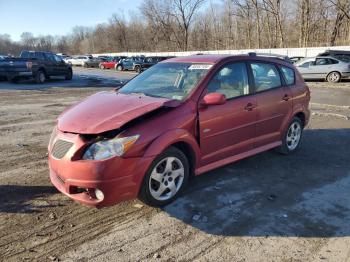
<box><xmin>188</xmin><ymin>64</ymin><xmax>213</xmax><ymax>70</ymax></box>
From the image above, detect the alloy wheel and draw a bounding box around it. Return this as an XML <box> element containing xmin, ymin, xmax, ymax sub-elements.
<box><xmin>286</xmin><ymin>121</ymin><xmax>302</xmax><ymax>151</ymax></box>
<box><xmin>149</xmin><ymin>157</ymin><xmax>185</xmax><ymax>201</ymax></box>
<box><xmin>327</xmin><ymin>72</ymin><xmax>340</xmax><ymax>83</ymax></box>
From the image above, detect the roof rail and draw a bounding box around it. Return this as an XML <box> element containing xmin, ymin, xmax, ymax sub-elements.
<box><xmin>248</xmin><ymin>52</ymin><xmax>293</xmax><ymax>63</ymax></box>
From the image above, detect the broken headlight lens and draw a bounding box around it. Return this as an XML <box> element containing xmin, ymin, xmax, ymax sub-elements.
<box><xmin>82</xmin><ymin>135</ymin><xmax>139</xmax><ymax>160</ymax></box>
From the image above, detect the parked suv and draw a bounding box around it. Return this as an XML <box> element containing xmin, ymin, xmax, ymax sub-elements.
<box><xmin>295</xmin><ymin>56</ymin><xmax>350</xmax><ymax>82</ymax></box>
<box><xmin>65</xmin><ymin>56</ymin><xmax>91</xmax><ymax>66</ymax></box>
<box><xmin>48</xmin><ymin>54</ymin><xmax>310</xmax><ymax>208</ymax></box>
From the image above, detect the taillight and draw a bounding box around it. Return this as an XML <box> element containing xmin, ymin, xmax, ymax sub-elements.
<box><xmin>26</xmin><ymin>62</ymin><xmax>32</xmax><ymax>69</ymax></box>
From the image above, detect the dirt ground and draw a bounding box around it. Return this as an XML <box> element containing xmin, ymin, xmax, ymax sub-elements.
<box><xmin>0</xmin><ymin>77</ymin><xmax>350</xmax><ymax>262</ymax></box>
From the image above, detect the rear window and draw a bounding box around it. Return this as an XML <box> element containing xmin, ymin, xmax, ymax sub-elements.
<box><xmin>250</xmin><ymin>63</ymin><xmax>281</xmax><ymax>92</ymax></box>
<box><xmin>281</xmin><ymin>66</ymin><xmax>295</xmax><ymax>85</ymax></box>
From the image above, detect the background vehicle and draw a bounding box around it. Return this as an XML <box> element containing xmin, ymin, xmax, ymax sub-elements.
<box><xmin>318</xmin><ymin>50</ymin><xmax>350</xmax><ymax>63</ymax></box>
<box><xmin>48</xmin><ymin>54</ymin><xmax>310</xmax><ymax>208</ymax></box>
<box><xmin>133</xmin><ymin>56</ymin><xmax>165</xmax><ymax>73</ymax></box>
<box><xmin>83</xmin><ymin>57</ymin><xmax>108</xmax><ymax>68</ymax></box>
<box><xmin>99</xmin><ymin>56</ymin><xmax>125</xmax><ymax>69</ymax></box>
<box><xmin>0</xmin><ymin>55</ymin><xmax>8</xmax><ymax>80</ymax></box>
<box><xmin>0</xmin><ymin>50</ymin><xmax>73</xmax><ymax>83</ymax></box>
<box><xmin>290</xmin><ymin>56</ymin><xmax>305</xmax><ymax>63</ymax></box>
<box><xmin>116</xmin><ymin>57</ymin><xmax>147</xmax><ymax>72</ymax></box>
<box><xmin>65</xmin><ymin>55</ymin><xmax>91</xmax><ymax>66</ymax></box>
<box><xmin>295</xmin><ymin>56</ymin><xmax>350</xmax><ymax>82</ymax></box>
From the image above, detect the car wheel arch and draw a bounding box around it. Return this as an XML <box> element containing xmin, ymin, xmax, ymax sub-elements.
<box><xmin>294</xmin><ymin>111</ymin><xmax>306</xmax><ymax>127</ymax></box>
<box><xmin>142</xmin><ymin>129</ymin><xmax>201</xmax><ymax>173</ymax></box>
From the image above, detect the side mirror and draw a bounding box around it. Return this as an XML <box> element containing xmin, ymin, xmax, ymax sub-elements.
<box><xmin>201</xmin><ymin>93</ymin><xmax>226</xmax><ymax>106</ymax></box>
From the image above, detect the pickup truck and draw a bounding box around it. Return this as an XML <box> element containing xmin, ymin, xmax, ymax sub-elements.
<box><xmin>0</xmin><ymin>51</ymin><xmax>73</xmax><ymax>83</ymax></box>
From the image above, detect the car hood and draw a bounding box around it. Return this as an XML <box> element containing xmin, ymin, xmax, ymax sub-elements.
<box><xmin>57</xmin><ymin>91</ymin><xmax>178</xmax><ymax>134</ymax></box>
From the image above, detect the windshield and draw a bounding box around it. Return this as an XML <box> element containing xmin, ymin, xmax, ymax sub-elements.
<box><xmin>119</xmin><ymin>62</ymin><xmax>211</xmax><ymax>100</ymax></box>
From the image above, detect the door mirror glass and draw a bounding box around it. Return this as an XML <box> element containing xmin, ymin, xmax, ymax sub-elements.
<box><xmin>201</xmin><ymin>93</ymin><xmax>226</xmax><ymax>106</ymax></box>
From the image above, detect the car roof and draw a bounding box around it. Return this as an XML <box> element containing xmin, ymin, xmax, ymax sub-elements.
<box><xmin>164</xmin><ymin>54</ymin><xmax>233</xmax><ymax>64</ymax></box>
<box><xmin>163</xmin><ymin>54</ymin><xmax>294</xmax><ymax>66</ymax></box>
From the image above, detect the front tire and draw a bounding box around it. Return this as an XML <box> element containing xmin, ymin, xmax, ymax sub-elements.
<box><xmin>276</xmin><ymin>117</ymin><xmax>303</xmax><ymax>155</ymax></box>
<box><xmin>135</xmin><ymin>66</ymin><xmax>141</xmax><ymax>73</ymax></box>
<box><xmin>326</xmin><ymin>71</ymin><xmax>341</xmax><ymax>83</ymax></box>
<box><xmin>35</xmin><ymin>70</ymin><xmax>46</xmax><ymax>84</ymax></box>
<box><xmin>117</xmin><ymin>65</ymin><xmax>123</xmax><ymax>71</ymax></box>
<box><xmin>139</xmin><ymin>147</ymin><xmax>189</xmax><ymax>207</ymax></box>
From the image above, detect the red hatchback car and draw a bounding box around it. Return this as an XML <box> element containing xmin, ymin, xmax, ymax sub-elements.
<box><xmin>48</xmin><ymin>54</ymin><xmax>310</xmax><ymax>208</ymax></box>
<box><xmin>99</xmin><ymin>57</ymin><xmax>121</xmax><ymax>70</ymax></box>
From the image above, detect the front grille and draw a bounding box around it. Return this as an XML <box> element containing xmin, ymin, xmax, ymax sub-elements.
<box><xmin>52</xmin><ymin>139</ymin><xmax>73</xmax><ymax>159</ymax></box>
<box><xmin>56</xmin><ymin>174</ymin><xmax>65</xmax><ymax>185</ymax></box>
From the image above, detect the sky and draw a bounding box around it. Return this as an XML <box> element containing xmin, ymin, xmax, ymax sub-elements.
<box><xmin>0</xmin><ymin>0</ymin><xmax>143</xmax><ymax>41</ymax></box>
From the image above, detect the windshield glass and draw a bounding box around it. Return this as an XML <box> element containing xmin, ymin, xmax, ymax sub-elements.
<box><xmin>119</xmin><ymin>62</ymin><xmax>211</xmax><ymax>100</ymax></box>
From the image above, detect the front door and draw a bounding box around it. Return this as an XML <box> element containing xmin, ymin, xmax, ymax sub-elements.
<box><xmin>199</xmin><ymin>62</ymin><xmax>257</xmax><ymax>166</ymax></box>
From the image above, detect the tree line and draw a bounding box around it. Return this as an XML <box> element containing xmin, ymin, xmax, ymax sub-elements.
<box><xmin>0</xmin><ymin>0</ymin><xmax>349</xmax><ymax>56</ymax></box>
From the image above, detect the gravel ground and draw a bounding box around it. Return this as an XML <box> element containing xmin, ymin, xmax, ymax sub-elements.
<box><xmin>0</xmin><ymin>72</ymin><xmax>350</xmax><ymax>262</ymax></box>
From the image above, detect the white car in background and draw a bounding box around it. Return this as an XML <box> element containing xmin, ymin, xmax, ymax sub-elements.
<box><xmin>65</xmin><ymin>56</ymin><xmax>91</xmax><ymax>66</ymax></box>
<box><xmin>295</xmin><ymin>56</ymin><xmax>350</xmax><ymax>83</ymax></box>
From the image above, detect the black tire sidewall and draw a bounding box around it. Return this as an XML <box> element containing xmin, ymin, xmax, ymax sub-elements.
<box><xmin>36</xmin><ymin>71</ymin><xmax>45</xmax><ymax>84</ymax></box>
<box><xmin>278</xmin><ymin>117</ymin><xmax>303</xmax><ymax>155</ymax></box>
<box><xmin>139</xmin><ymin>147</ymin><xmax>190</xmax><ymax>207</ymax></box>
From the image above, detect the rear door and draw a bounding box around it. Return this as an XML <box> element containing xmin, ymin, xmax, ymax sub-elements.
<box><xmin>198</xmin><ymin>62</ymin><xmax>257</xmax><ymax>166</ymax></box>
<box><xmin>44</xmin><ymin>53</ymin><xmax>58</xmax><ymax>75</ymax></box>
<box><xmin>296</xmin><ymin>60</ymin><xmax>316</xmax><ymax>79</ymax></box>
<box><xmin>249</xmin><ymin>62</ymin><xmax>293</xmax><ymax>148</ymax></box>
<box><xmin>53</xmin><ymin>54</ymin><xmax>68</xmax><ymax>75</ymax></box>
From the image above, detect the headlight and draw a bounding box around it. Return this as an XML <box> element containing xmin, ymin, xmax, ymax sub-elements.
<box><xmin>82</xmin><ymin>135</ymin><xmax>139</xmax><ymax>160</ymax></box>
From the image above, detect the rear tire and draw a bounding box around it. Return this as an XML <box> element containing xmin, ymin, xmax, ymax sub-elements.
<box><xmin>99</xmin><ymin>64</ymin><xmax>105</xmax><ymax>70</ymax></box>
<box><xmin>117</xmin><ymin>65</ymin><xmax>123</xmax><ymax>71</ymax></box>
<box><xmin>276</xmin><ymin>117</ymin><xmax>303</xmax><ymax>155</ymax></box>
<box><xmin>139</xmin><ymin>147</ymin><xmax>189</xmax><ymax>207</ymax></box>
<box><xmin>35</xmin><ymin>70</ymin><xmax>46</xmax><ymax>84</ymax></box>
<box><xmin>326</xmin><ymin>71</ymin><xmax>341</xmax><ymax>83</ymax></box>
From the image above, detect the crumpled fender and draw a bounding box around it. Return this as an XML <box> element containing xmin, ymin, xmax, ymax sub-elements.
<box><xmin>143</xmin><ymin>128</ymin><xmax>201</xmax><ymax>169</ymax></box>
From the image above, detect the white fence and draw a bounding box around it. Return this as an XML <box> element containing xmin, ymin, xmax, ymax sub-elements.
<box><xmin>92</xmin><ymin>45</ymin><xmax>350</xmax><ymax>58</ymax></box>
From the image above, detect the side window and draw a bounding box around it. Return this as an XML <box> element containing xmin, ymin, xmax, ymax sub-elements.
<box><xmin>329</xmin><ymin>58</ymin><xmax>339</xmax><ymax>64</ymax></box>
<box><xmin>35</xmin><ymin>52</ymin><xmax>45</xmax><ymax>60</ymax></box>
<box><xmin>45</xmin><ymin>53</ymin><xmax>55</xmax><ymax>62</ymax></box>
<box><xmin>207</xmin><ymin>62</ymin><xmax>249</xmax><ymax>99</ymax></box>
<box><xmin>54</xmin><ymin>55</ymin><xmax>62</xmax><ymax>63</ymax></box>
<box><xmin>299</xmin><ymin>61</ymin><xmax>311</xmax><ymax>68</ymax></box>
<box><xmin>281</xmin><ymin>66</ymin><xmax>295</xmax><ymax>85</ymax></box>
<box><xmin>315</xmin><ymin>58</ymin><xmax>330</xmax><ymax>65</ymax></box>
<box><xmin>250</xmin><ymin>63</ymin><xmax>281</xmax><ymax>92</ymax></box>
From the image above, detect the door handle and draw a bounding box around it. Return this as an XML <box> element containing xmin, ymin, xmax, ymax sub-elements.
<box><xmin>244</xmin><ymin>103</ymin><xmax>256</xmax><ymax>111</ymax></box>
<box><xmin>282</xmin><ymin>94</ymin><xmax>291</xmax><ymax>101</ymax></box>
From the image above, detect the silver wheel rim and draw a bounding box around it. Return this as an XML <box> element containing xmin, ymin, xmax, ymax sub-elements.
<box><xmin>286</xmin><ymin>121</ymin><xmax>301</xmax><ymax>151</ymax></box>
<box><xmin>329</xmin><ymin>72</ymin><xmax>339</xmax><ymax>82</ymax></box>
<box><xmin>149</xmin><ymin>157</ymin><xmax>185</xmax><ymax>201</ymax></box>
<box><xmin>39</xmin><ymin>73</ymin><xmax>45</xmax><ymax>82</ymax></box>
